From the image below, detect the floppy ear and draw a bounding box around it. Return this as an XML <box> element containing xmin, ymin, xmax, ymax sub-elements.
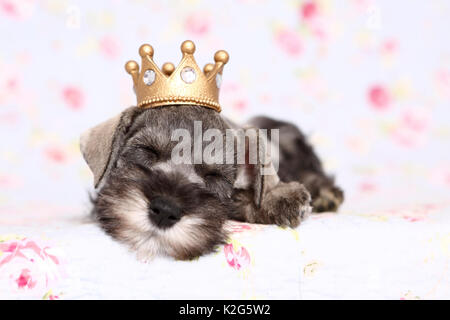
<box><xmin>232</xmin><ymin>126</ymin><xmax>280</xmax><ymax>208</ymax></box>
<box><xmin>80</xmin><ymin>106</ymin><xmax>142</xmax><ymax>188</ymax></box>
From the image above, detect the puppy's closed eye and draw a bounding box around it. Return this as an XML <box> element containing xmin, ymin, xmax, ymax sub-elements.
<box><xmin>137</xmin><ymin>144</ymin><xmax>159</xmax><ymax>159</ymax></box>
<box><xmin>204</xmin><ymin>171</ymin><xmax>222</xmax><ymax>180</ymax></box>
<box><xmin>121</xmin><ymin>144</ymin><xmax>159</xmax><ymax>167</ymax></box>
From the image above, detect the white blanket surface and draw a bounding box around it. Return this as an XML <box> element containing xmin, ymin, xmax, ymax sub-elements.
<box><xmin>1</xmin><ymin>200</ymin><xmax>448</xmax><ymax>299</ymax></box>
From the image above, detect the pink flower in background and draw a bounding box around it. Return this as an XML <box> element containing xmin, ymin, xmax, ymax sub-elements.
<box><xmin>381</xmin><ymin>39</ymin><xmax>398</xmax><ymax>55</ymax></box>
<box><xmin>435</xmin><ymin>69</ymin><xmax>450</xmax><ymax>98</ymax></box>
<box><xmin>184</xmin><ymin>13</ymin><xmax>210</xmax><ymax>36</ymax></box>
<box><xmin>391</xmin><ymin>129</ymin><xmax>421</xmax><ymax>147</ymax></box>
<box><xmin>391</xmin><ymin>109</ymin><xmax>430</xmax><ymax>147</ymax></box>
<box><xmin>0</xmin><ymin>238</ymin><xmax>64</xmax><ymax>299</ymax></box>
<box><xmin>0</xmin><ymin>174</ymin><xmax>23</xmax><ymax>189</ymax></box>
<box><xmin>401</xmin><ymin>109</ymin><xmax>428</xmax><ymax>132</ymax></box>
<box><xmin>44</xmin><ymin>146</ymin><xmax>67</xmax><ymax>164</ymax></box>
<box><xmin>430</xmin><ymin>165</ymin><xmax>450</xmax><ymax>187</ymax></box>
<box><xmin>99</xmin><ymin>35</ymin><xmax>121</xmax><ymax>59</ymax></box>
<box><xmin>233</xmin><ymin>99</ymin><xmax>248</xmax><ymax>112</ymax></box>
<box><xmin>359</xmin><ymin>181</ymin><xmax>377</xmax><ymax>193</ymax></box>
<box><xmin>224</xmin><ymin>243</ymin><xmax>250</xmax><ymax>270</ymax></box>
<box><xmin>276</xmin><ymin>29</ymin><xmax>303</xmax><ymax>57</ymax></box>
<box><xmin>300</xmin><ymin>1</ymin><xmax>318</xmax><ymax>20</ymax></box>
<box><xmin>0</xmin><ymin>0</ymin><xmax>35</xmax><ymax>20</ymax></box>
<box><xmin>0</xmin><ymin>111</ymin><xmax>19</xmax><ymax>125</ymax></box>
<box><xmin>0</xmin><ymin>69</ymin><xmax>21</xmax><ymax>104</ymax></box>
<box><xmin>221</xmin><ymin>82</ymin><xmax>249</xmax><ymax>112</ymax></box>
<box><xmin>436</xmin><ymin>69</ymin><xmax>450</xmax><ymax>86</ymax></box>
<box><xmin>368</xmin><ymin>85</ymin><xmax>391</xmax><ymax>110</ymax></box>
<box><xmin>5</xmin><ymin>77</ymin><xmax>19</xmax><ymax>91</ymax></box>
<box><xmin>62</xmin><ymin>85</ymin><xmax>84</xmax><ymax>110</ymax></box>
<box><xmin>298</xmin><ymin>1</ymin><xmax>327</xmax><ymax>40</ymax></box>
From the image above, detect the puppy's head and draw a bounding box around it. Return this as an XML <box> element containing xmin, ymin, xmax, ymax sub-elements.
<box><xmin>81</xmin><ymin>105</ymin><xmax>279</xmax><ymax>260</ymax></box>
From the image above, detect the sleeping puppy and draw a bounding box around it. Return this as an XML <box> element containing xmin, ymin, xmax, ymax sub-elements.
<box><xmin>80</xmin><ymin>105</ymin><xmax>343</xmax><ymax>260</ymax></box>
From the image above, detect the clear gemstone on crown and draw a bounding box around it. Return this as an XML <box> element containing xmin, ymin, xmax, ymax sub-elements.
<box><xmin>143</xmin><ymin>69</ymin><xmax>156</xmax><ymax>86</ymax></box>
<box><xmin>180</xmin><ymin>67</ymin><xmax>196</xmax><ymax>84</ymax></box>
<box><xmin>215</xmin><ymin>74</ymin><xmax>222</xmax><ymax>89</ymax></box>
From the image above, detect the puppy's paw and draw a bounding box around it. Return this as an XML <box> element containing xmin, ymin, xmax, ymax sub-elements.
<box><xmin>312</xmin><ymin>185</ymin><xmax>344</xmax><ymax>213</ymax></box>
<box><xmin>261</xmin><ymin>181</ymin><xmax>311</xmax><ymax>228</ymax></box>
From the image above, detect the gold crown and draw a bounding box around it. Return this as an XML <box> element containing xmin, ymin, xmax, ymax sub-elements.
<box><xmin>125</xmin><ymin>40</ymin><xmax>229</xmax><ymax>112</ymax></box>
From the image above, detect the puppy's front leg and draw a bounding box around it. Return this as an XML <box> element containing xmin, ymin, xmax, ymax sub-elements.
<box><xmin>232</xmin><ymin>181</ymin><xmax>311</xmax><ymax>228</ymax></box>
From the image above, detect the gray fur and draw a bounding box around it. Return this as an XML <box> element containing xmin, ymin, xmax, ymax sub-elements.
<box><xmin>81</xmin><ymin>105</ymin><xmax>343</xmax><ymax>260</ymax></box>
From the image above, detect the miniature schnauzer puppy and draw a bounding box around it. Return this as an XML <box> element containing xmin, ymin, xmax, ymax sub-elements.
<box><xmin>80</xmin><ymin>105</ymin><xmax>343</xmax><ymax>260</ymax></box>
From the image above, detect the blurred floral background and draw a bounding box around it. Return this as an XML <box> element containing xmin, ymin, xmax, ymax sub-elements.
<box><xmin>1</xmin><ymin>0</ymin><xmax>450</xmax><ymax>221</ymax></box>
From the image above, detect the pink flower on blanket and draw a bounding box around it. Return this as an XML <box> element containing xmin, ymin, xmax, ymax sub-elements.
<box><xmin>226</xmin><ymin>221</ymin><xmax>254</xmax><ymax>233</ymax></box>
<box><xmin>374</xmin><ymin>203</ymin><xmax>440</xmax><ymax>223</ymax></box>
<box><xmin>224</xmin><ymin>243</ymin><xmax>250</xmax><ymax>270</ymax></box>
<box><xmin>0</xmin><ymin>237</ymin><xmax>64</xmax><ymax>299</ymax></box>
<box><xmin>15</xmin><ymin>268</ymin><xmax>37</xmax><ymax>289</ymax></box>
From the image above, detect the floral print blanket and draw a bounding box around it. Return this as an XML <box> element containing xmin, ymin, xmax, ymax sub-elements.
<box><xmin>0</xmin><ymin>220</ymin><xmax>302</xmax><ymax>299</ymax></box>
<box><xmin>1</xmin><ymin>201</ymin><xmax>448</xmax><ymax>299</ymax></box>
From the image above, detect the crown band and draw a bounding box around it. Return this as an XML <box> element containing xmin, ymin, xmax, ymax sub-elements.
<box><xmin>139</xmin><ymin>96</ymin><xmax>221</xmax><ymax>112</ymax></box>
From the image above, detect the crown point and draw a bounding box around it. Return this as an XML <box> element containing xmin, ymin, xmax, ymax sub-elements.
<box><xmin>214</xmin><ymin>50</ymin><xmax>229</xmax><ymax>64</ymax></box>
<box><xmin>139</xmin><ymin>44</ymin><xmax>154</xmax><ymax>58</ymax></box>
<box><xmin>125</xmin><ymin>60</ymin><xmax>139</xmax><ymax>74</ymax></box>
<box><xmin>181</xmin><ymin>40</ymin><xmax>196</xmax><ymax>54</ymax></box>
<box><xmin>162</xmin><ymin>62</ymin><xmax>175</xmax><ymax>76</ymax></box>
<box><xmin>203</xmin><ymin>63</ymin><xmax>214</xmax><ymax>74</ymax></box>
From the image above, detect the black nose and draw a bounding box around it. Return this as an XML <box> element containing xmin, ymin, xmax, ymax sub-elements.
<box><xmin>149</xmin><ymin>197</ymin><xmax>182</xmax><ymax>228</ymax></box>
